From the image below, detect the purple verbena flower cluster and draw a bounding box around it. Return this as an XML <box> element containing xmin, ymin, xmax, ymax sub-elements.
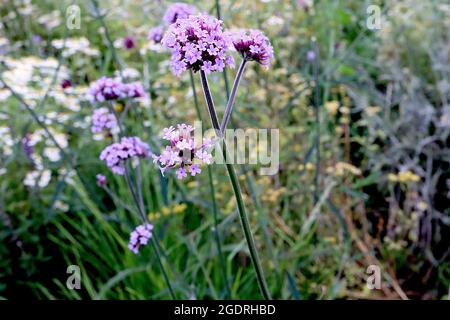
<box><xmin>148</xmin><ymin>26</ymin><xmax>164</xmax><ymax>43</ymax></box>
<box><xmin>152</xmin><ymin>124</ymin><xmax>213</xmax><ymax>179</ymax></box>
<box><xmin>22</xmin><ymin>133</ymin><xmax>34</xmax><ymax>160</ymax></box>
<box><xmin>87</xmin><ymin>77</ymin><xmax>146</xmax><ymax>103</ymax></box>
<box><xmin>163</xmin><ymin>2</ymin><xmax>196</xmax><ymax>25</ymax></box>
<box><xmin>162</xmin><ymin>14</ymin><xmax>235</xmax><ymax>76</ymax></box>
<box><xmin>125</xmin><ymin>82</ymin><xmax>146</xmax><ymax>98</ymax></box>
<box><xmin>123</xmin><ymin>35</ymin><xmax>135</xmax><ymax>49</ymax></box>
<box><xmin>60</xmin><ymin>79</ymin><xmax>72</xmax><ymax>89</ymax></box>
<box><xmin>96</xmin><ymin>174</ymin><xmax>107</xmax><ymax>187</ymax></box>
<box><xmin>231</xmin><ymin>29</ymin><xmax>274</xmax><ymax>69</ymax></box>
<box><xmin>100</xmin><ymin>136</ymin><xmax>150</xmax><ymax>175</ymax></box>
<box><xmin>128</xmin><ymin>223</ymin><xmax>154</xmax><ymax>254</ymax></box>
<box><xmin>91</xmin><ymin>107</ymin><xmax>117</xmax><ymax>134</ymax></box>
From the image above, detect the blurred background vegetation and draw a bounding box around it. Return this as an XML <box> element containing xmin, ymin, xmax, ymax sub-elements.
<box><xmin>0</xmin><ymin>0</ymin><xmax>449</xmax><ymax>299</ymax></box>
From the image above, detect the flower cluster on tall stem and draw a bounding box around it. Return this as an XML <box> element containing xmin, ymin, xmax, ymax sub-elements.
<box><xmin>136</xmin><ymin>8</ymin><xmax>275</xmax><ymax>298</ymax></box>
<box><xmin>91</xmin><ymin>107</ymin><xmax>117</xmax><ymax>135</ymax></box>
<box><xmin>229</xmin><ymin>29</ymin><xmax>274</xmax><ymax>69</ymax></box>
<box><xmin>87</xmin><ymin>77</ymin><xmax>146</xmax><ymax>103</ymax></box>
<box><xmin>128</xmin><ymin>223</ymin><xmax>154</xmax><ymax>254</ymax></box>
<box><xmin>162</xmin><ymin>13</ymin><xmax>274</xmax><ymax>299</ymax></box>
<box><xmin>162</xmin><ymin>14</ymin><xmax>235</xmax><ymax>76</ymax></box>
<box><xmin>148</xmin><ymin>26</ymin><xmax>164</xmax><ymax>44</ymax></box>
<box><xmin>163</xmin><ymin>2</ymin><xmax>196</xmax><ymax>25</ymax></box>
<box><xmin>221</xmin><ymin>29</ymin><xmax>273</xmax><ymax>132</ymax></box>
<box><xmin>198</xmin><ymin>69</ymin><xmax>272</xmax><ymax>300</ymax></box>
<box><xmin>152</xmin><ymin>124</ymin><xmax>213</xmax><ymax>179</ymax></box>
<box><xmin>99</xmin><ymin>136</ymin><xmax>150</xmax><ymax>175</ymax></box>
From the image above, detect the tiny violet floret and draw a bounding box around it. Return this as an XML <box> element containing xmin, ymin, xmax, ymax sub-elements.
<box><xmin>230</xmin><ymin>29</ymin><xmax>274</xmax><ymax>69</ymax></box>
<box><xmin>87</xmin><ymin>77</ymin><xmax>146</xmax><ymax>103</ymax></box>
<box><xmin>100</xmin><ymin>136</ymin><xmax>150</xmax><ymax>175</ymax></box>
<box><xmin>163</xmin><ymin>2</ymin><xmax>196</xmax><ymax>25</ymax></box>
<box><xmin>148</xmin><ymin>26</ymin><xmax>164</xmax><ymax>43</ymax></box>
<box><xmin>123</xmin><ymin>35</ymin><xmax>135</xmax><ymax>49</ymax></box>
<box><xmin>96</xmin><ymin>174</ymin><xmax>107</xmax><ymax>187</ymax></box>
<box><xmin>60</xmin><ymin>79</ymin><xmax>72</xmax><ymax>89</ymax></box>
<box><xmin>152</xmin><ymin>124</ymin><xmax>213</xmax><ymax>179</ymax></box>
<box><xmin>91</xmin><ymin>107</ymin><xmax>117</xmax><ymax>134</ymax></box>
<box><xmin>124</xmin><ymin>82</ymin><xmax>146</xmax><ymax>99</ymax></box>
<box><xmin>128</xmin><ymin>223</ymin><xmax>154</xmax><ymax>254</ymax></box>
<box><xmin>162</xmin><ymin>14</ymin><xmax>235</xmax><ymax>76</ymax></box>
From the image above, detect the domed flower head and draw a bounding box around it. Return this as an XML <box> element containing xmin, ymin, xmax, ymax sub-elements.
<box><xmin>87</xmin><ymin>77</ymin><xmax>127</xmax><ymax>102</ymax></box>
<box><xmin>148</xmin><ymin>26</ymin><xmax>164</xmax><ymax>43</ymax></box>
<box><xmin>163</xmin><ymin>2</ymin><xmax>196</xmax><ymax>25</ymax></box>
<box><xmin>128</xmin><ymin>223</ymin><xmax>153</xmax><ymax>254</ymax></box>
<box><xmin>96</xmin><ymin>174</ymin><xmax>107</xmax><ymax>187</ymax></box>
<box><xmin>123</xmin><ymin>82</ymin><xmax>146</xmax><ymax>99</ymax></box>
<box><xmin>87</xmin><ymin>77</ymin><xmax>146</xmax><ymax>103</ymax></box>
<box><xmin>100</xmin><ymin>136</ymin><xmax>150</xmax><ymax>175</ymax></box>
<box><xmin>230</xmin><ymin>29</ymin><xmax>274</xmax><ymax>69</ymax></box>
<box><xmin>60</xmin><ymin>79</ymin><xmax>72</xmax><ymax>89</ymax></box>
<box><xmin>91</xmin><ymin>107</ymin><xmax>117</xmax><ymax>134</ymax></box>
<box><xmin>123</xmin><ymin>35</ymin><xmax>136</xmax><ymax>49</ymax></box>
<box><xmin>162</xmin><ymin>14</ymin><xmax>235</xmax><ymax>76</ymax></box>
<box><xmin>152</xmin><ymin>124</ymin><xmax>213</xmax><ymax>179</ymax></box>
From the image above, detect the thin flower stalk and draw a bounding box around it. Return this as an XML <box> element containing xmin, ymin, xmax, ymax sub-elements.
<box><xmin>312</xmin><ymin>40</ymin><xmax>320</xmax><ymax>204</ymax></box>
<box><xmin>189</xmin><ymin>70</ymin><xmax>231</xmax><ymax>299</ymax></box>
<box><xmin>220</xmin><ymin>59</ymin><xmax>247</xmax><ymax>133</ymax></box>
<box><xmin>213</xmin><ymin>0</ymin><xmax>278</xmax><ymax>270</ymax></box>
<box><xmin>199</xmin><ymin>70</ymin><xmax>271</xmax><ymax>300</ymax></box>
<box><xmin>90</xmin><ymin>0</ymin><xmax>124</xmax><ymax>75</ymax></box>
<box><xmin>101</xmin><ymin>97</ymin><xmax>176</xmax><ymax>299</ymax></box>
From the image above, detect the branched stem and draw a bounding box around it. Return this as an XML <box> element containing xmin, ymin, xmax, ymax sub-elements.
<box><xmin>189</xmin><ymin>71</ymin><xmax>231</xmax><ymax>299</ymax></box>
<box><xmin>111</xmin><ymin>100</ymin><xmax>176</xmax><ymax>299</ymax></box>
<box><xmin>200</xmin><ymin>72</ymin><xmax>221</xmax><ymax>135</ymax></box>
<box><xmin>220</xmin><ymin>59</ymin><xmax>247</xmax><ymax>133</ymax></box>
<box><xmin>199</xmin><ymin>70</ymin><xmax>271</xmax><ymax>300</ymax></box>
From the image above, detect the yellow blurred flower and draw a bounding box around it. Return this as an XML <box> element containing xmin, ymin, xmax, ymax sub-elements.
<box><xmin>148</xmin><ymin>203</ymin><xmax>188</xmax><ymax>220</ymax></box>
<box><xmin>417</xmin><ymin>201</ymin><xmax>428</xmax><ymax>211</ymax></box>
<box><xmin>388</xmin><ymin>171</ymin><xmax>421</xmax><ymax>183</ymax></box>
<box><xmin>339</xmin><ymin>117</ymin><xmax>350</xmax><ymax>125</ymax></box>
<box><xmin>335</xmin><ymin>126</ymin><xmax>344</xmax><ymax>135</ymax></box>
<box><xmin>366</xmin><ymin>106</ymin><xmax>382</xmax><ymax>116</ymax></box>
<box><xmin>173</xmin><ymin>203</ymin><xmax>187</xmax><ymax>214</ymax></box>
<box><xmin>161</xmin><ymin>207</ymin><xmax>170</xmax><ymax>216</ymax></box>
<box><xmin>187</xmin><ymin>181</ymin><xmax>199</xmax><ymax>188</ymax></box>
<box><xmin>325</xmin><ymin>101</ymin><xmax>339</xmax><ymax>116</ymax></box>
<box><xmin>114</xmin><ymin>103</ymin><xmax>124</xmax><ymax>113</ymax></box>
<box><xmin>328</xmin><ymin>162</ymin><xmax>362</xmax><ymax>177</ymax></box>
<box><xmin>339</xmin><ymin>106</ymin><xmax>350</xmax><ymax>114</ymax></box>
<box><xmin>388</xmin><ymin>173</ymin><xmax>398</xmax><ymax>182</ymax></box>
<box><xmin>305</xmin><ymin>162</ymin><xmax>315</xmax><ymax>171</ymax></box>
<box><xmin>261</xmin><ymin>187</ymin><xmax>287</xmax><ymax>203</ymax></box>
<box><xmin>148</xmin><ymin>212</ymin><xmax>162</xmax><ymax>221</ymax></box>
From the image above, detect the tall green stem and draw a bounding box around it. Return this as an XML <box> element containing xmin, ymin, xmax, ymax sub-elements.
<box><xmin>110</xmin><ymin>103</ymin><xmax>176</xmax><ymax>300</ymax></box>
<box><xmin>213</xmin><ymin>0</ymin><xmax>277</xmax><ymax>273</ymax></box>
<box><xmin>312</xmin><ymin>40</ymin><xmax>321</xmax><ymax>204</ymax></box>
<box><xmin>90</xmin><ymin>0</ymin><xmax>123</xmax><ymax>75</ymax></box>
<box><xmin>189</xmin><ymin>71</ymin><xmax>231</xmax><ymax>298</ymax></box>
<box><xmin>199</xmin><ymin>71</ymin><xmax>271</xmax><ymax>300</ymax></box>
